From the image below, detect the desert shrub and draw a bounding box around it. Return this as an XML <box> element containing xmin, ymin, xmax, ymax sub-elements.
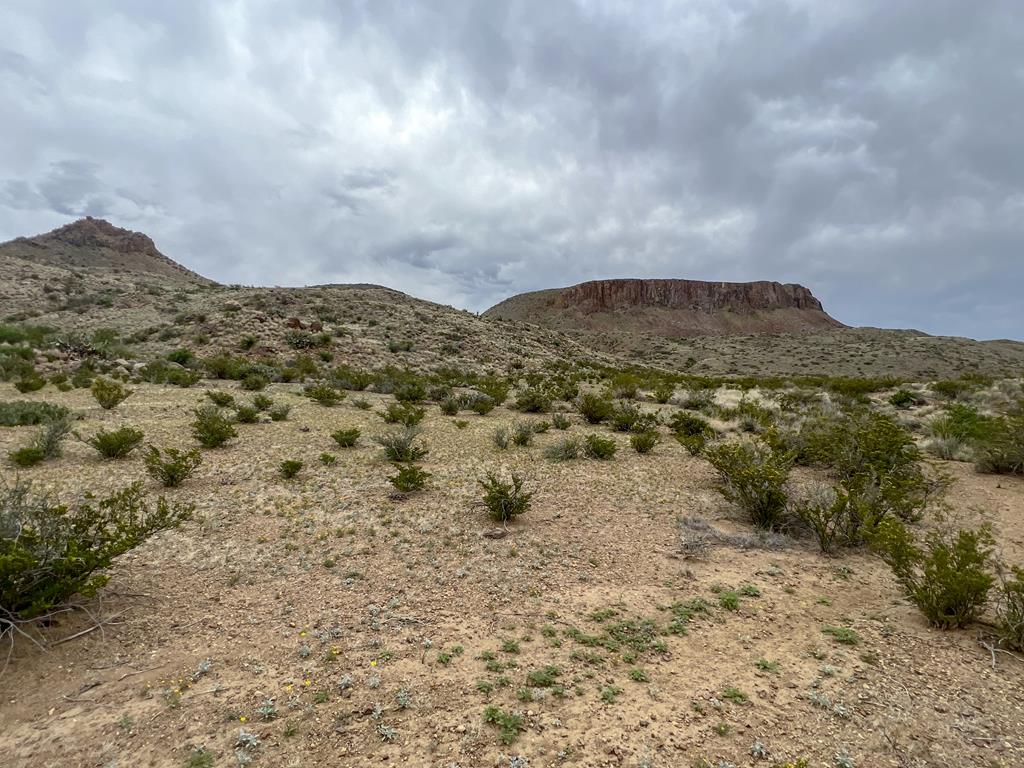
<box><xmin>251</xmin><ymin>394</ymin><xmax>273</xmax><ymax>411</ymax></box>
<box><xmin>511</xmin><ymin>422</ymin><xmax>534</xmax><ymax>446</ymax></box>
<box><xmin>576</xmin><ymin>393</ymin><xmax>613</xmax><ymax>424</ymax></box>
<box><xmin>583</xmin><ymin>434</ymin><xmax>617</xmax><ymax>460</ymax></box>
<box><xmin>394</xmin><ymin>380</ymin><xmax>427</xmax><ymax>403</ymax></box>
<box><xmin>610</xmin><ymin>373</ymin><xmax>639</xmax><ymax>399</ymax></box>
<box><xmin>91</xmin><ymin>377</ymin><xmax>132</xmax><ymax>410</ymax></box>
<box><xmin>351</xmin><ymin>398</ymin><xmax>371</xmax><ymax>410</ymax></box>
<box><xmin>268</xmin><ymin>404</ymin><xmax>291</xmax><ymax>421</ymax></box>
<box><xmin>676</xmin><ymin>433</ymin><xmax>707</xmax><ymax>456</ymax></box>
<box><xmin>889</xmin><ymin>389</ymin><xmax>921</xmax><ymax>409</ymax></box>
<box><xmin>439</xmin><ymin>397</ymin><xmax>460</xmax><ymax>416</ymax></box>
<box><xmin>389</xmin><ymin>464</ymin><xmax>431</xmax><ymax>493</ymax></box>
<box><xmin>14</xmin><ymin>374</ymin><xmax>46</xmax><ymax>394</ymax></box>
<box><xmin>668</xmin><ymin>411</ymin><xmax>714</xmax><ymax>438</ymax></box>
<box><xmin>380</xmin><ymin>402</ymin><xmax>426</xmax><ymax>426</ymax></box>
<box><xmin>82</xmin><ymin>426</ymin><xmax>144</xmax><ymax>459</ymax></box>
<box><xmin>234</xmin><ymin>405</ymin><xmax>260</xmax><ymax>424</ymax></box>
<box><xmin>552</xmin><ymin>413</ymin><xmax>571</xmax><ymax>430</ymax></box>
<box><xmin>869</xmin><ymin>517</ymin><xmax>994</xmax><ymax>629</ymax></box>
<box><xmin>0</xmin><ymin>401</ymin><xmax>69</xmax><ymax>427</ymax></box>
<box><xmin>479</xmin><ymin>472</ymin><xmax>533</xmax><ymax>523</ymax></box>
<box><xmin>930</xmin><ymin>404</ymin><xmax>998</xmax><ymax>443</ymax></box>
<box><xmin>143</xmin><ymin>446</ymin><xmax>202</xmax><ymax>487</ymax></box>
<box><xmin>514</xmin><ymin>388</ymin><xmax>551</xmax><ymax>413</ymax></box>
<box><xmin>304</xmin><ymin>383</ymin><xmax>343</xmax><ymax>407</ymax></box>
<box><xmin>544</xmin><ymin>437</ymin><xmax>581</xmax><ymax>461</ymax></box>
<box><xmin>167</xmin><ymin>348</ymin><xmax>193</xmax><ymax>365</ymax></box>
<box><xmin>704</xmin><ymin>442</ymin><xmax>793</xmax><ymax>530</ymax></box>
<box><xmin>280</xmin><ymin>459</ymin><xmax>303</xmax><ymax>479</ymax></box>
<box><xmin>533</xmin><ymin>420</ymin><xmax>551</xmax><ymax>434</ymax></box>
<box><xmin>652</xmin><ymin>383</ymin><xmax>675</xmax><ymax>404</ymax></box>
<box><xmin>191</xmin><ymin>405</ymin><xmax>237</xmax><ymax>448</ymax></box>
<box><xmin>677</xmin><ymin>389</ymin><xmax>715</xmax><ymax>412</ymax></box>
<box><xmin>932</xmin><ymin>379</ymin><xmax>971</xmax><ymax>400</ymax></box>
<box><xmin>8</xmin><ymin>418</ymin><xmax>71</xmax><ymax>467</ymax></box>
<box><xmin>428</xmin><ymin>384</ymin><xmax>453</xmax><ymax>402</ymax></box>
<box><xmin>375</xmin><ymin>427</ymin><xmax>427</xmax><ymax>462</ymax></box>
<box><xmin>974</xmin><ymin>413</ymin><xmax>1024</xmax><ymax>476</ymax></box>
<box><xmin>206</xmin><ymin>390</ymin><xmax>235</xmax><ymax>407</ymax></box>
<box><xmin>241</xmin><ymin>373</ymin><xmax>269</xmax><ymax>391</ymax></box>
<box><xmin>140</xmin><ymin>359</ymin><xmax>201</xmax><ymax>388</ymax></box>
<box><xmin>331</xmin><ymin>428</ymin><xmax>360</xmax><ymax>447</ymax></box>
<box><xmin>630</xmin><ymin>430</ymin><xmax>659</xmax><ymax>454</ymax></box>
<box><xmin>995</xmin><ymin>564</ymin><xmax>1024</xmax><ymax>651</ymax></box>
<box><xmin>476</xmin><ymin>379</ymin><xmax>509</xmax><ymax>405</ymax></box>
<box><xmin>493</xmin><ymin>427</ymin><xmax>510</xmax><ymax>450</ymax></box>
<box><xmin>320</xmin><ymin>452</ymin><xmax>337</xmax><ymax>465</ymax></box>
<box><xmin>826</xmin><ymin>376</ymin><xmax>899</xmax><ymax>401</ymax></box>
<box><xmin>467</xmin><ymin>394</ymin><xmax>496</xmax><ymax>415</ymax></box>
<box><xmin>789</xmin><ymin>484</ymin><xmax>853</xmax><ymax>553</ymax></box>
<box><xmin>609</xmin><ymin>401</ymin><xmax>651</xmax><ymax>432</ymax></box>
<box><xmin>0</xmin><ymin>480</ymin><xmax>192</xmax><ymax>622</ymax></box>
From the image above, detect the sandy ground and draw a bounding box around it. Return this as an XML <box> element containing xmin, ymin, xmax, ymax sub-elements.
<box><xmin>1</xmin><ymin>382</ymin><xmax>1023</xmax><ymax>768</ymax></box>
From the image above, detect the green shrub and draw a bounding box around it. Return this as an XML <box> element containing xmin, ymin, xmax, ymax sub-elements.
<box><xmin>206</xmin><ymin>390</ymin><xmax>235</xmax><ymax>407</ymax></box>
<box><xmin>652</xmin><ymin>383</ymin><xmax>675</xmax><ymax>404</ymax></box>
<box><xmin>476</xmin><ymin>379</ymin><xmax>509</xmax><ymax>406</ymax></box>
<box><xmin>91</xmin><ymin>377</ymin><xmax>133</xmax><ymax>410</ymax></box>
<box><xmin>167</xmin><ymin>348</ymin><xmax>193</xmax><ymax>365</ymax></box>
<box><xmin>609</xmin><ymin>401</ymin><xmax>646</xmax><ymax>432</ymax></box>
<box><xmin>380</xmin><ymin>402</ymin><xmax>426</xmax><ymax>426</ymax></box>
<box><xmin>869</xmin><ymin>517</ymin><xmax>994</xmax><ymax>629</ymax></box>
<box><xmin>930</xmin><ymin>404</ymin><xmax>998</xmax><ymax>443</ymax></box>
<box><xmin>14</xmin><ymin>374</ymin><xmax>46</xmax><ymax>394</ymax></box>
<box><xmin>8</xmin><ymin>445</ymin><xmax>46</xmax><ymax>467</ymax></box>
<box><xmin>143</xmin><ymin>446</ymin><xmax>202</xmax><ymax>487</ymax></box>
<box><xmin>320</xmin><ymin>452</ymin><xmax>337</xmax><ymax>466</ymax></box>
<box><xmin>493</xmin><ymin>427</ymin><xmax>510</xmax><ymax>450</ymax></box>
<box><xmin>280</xmin><ymin>459</ymin><xmax>303</xmax><ymax>479</ymax></box>
<box><xmin>0</xmin><ymin>401</ymin><xmax>69</xmax><ymax>427</ymax></box>
<box><xmin>394</xmin><ymin>380</ymin><xmax>427</xmax><ymax>403</ymax></box>
<box><xmin>439</xmin><ymin>397</ymin><xmax>460</xmax><ymax>416</ymax></box>
<box><xmin>241</xmin><ymin>373</ymin><xmax>269</xmax><ymax>391</ymax></box>
<box><xmin>995</xmin><ymin>564</ymin><xmax>1024</xmax><ymax>651</ymax></box>
<box><xmin>82</xmin><ymin>426</ymin><xmax>144</xmax><ymax>459</ymax></box>
<box><xmin>677</xmin><ymin>389</ymin><xmax>715</xmax><ymax>412</ymax></box>
<box><xmin>552</xmin><ymin>413</ymin><xmax>571</xmax><ymax>430</ymax></box>
<box><xmin>479</xmin><ymin>472</ymin><xmax>532</xmax><ymax>523</ymax></box>
<box><xmin>331</xmin><ymin>428</ymin><xmax>360</xmax><ymax>447</ymax></box>
<box><xmin>1</xmin><ymin>480</ymin><xmax>192</xmax><ymax>622</ymax></box>
<box><xmin>251</xmin><ymin>394</ymin><xmax>273</xmax><ymax>411</ymax></box>
<box><xmin>630</xmin><ymin>430</ymin><xmax>658</xmax><ymax>454</ymax></box>
<box><xmin>482</xmin><ymin>705</ymin><xmax>524</xmax><ymax>745</ymax></box>
<box><xmin>974</xmin><ymin>413</ymin><xmax>1024</xmax><ymax>476</ymax></box>
<box><xmin>468</xmin><ymin>394</ymin><xmax>496</xmax><ymax>415</ymax></box>
<box><xmin>191</xmin><ymin>405</ymin><xmax>237</xmax><ymax>448</ymax></box>
<box><xmin>576</xmin><ymin>393</ymin><xmax>613</xmax><ymax>424</ymax></box>
<box><xmin>511</xmin><ymin>422</ymin><xmax>534</xmax><ymax>446</ymax></box>
<box><xmin>544</xmin><ymin>437</ymin><xmax>581</xmax><ymax>461</ymax></box>
<box><xmin>889</xmin><ymin>389</ymin><xmax>920</xmax><ymax>409</ymax></box>
<box><xmin>669</xmin><ymin>411</ymin><xmax>714</xmax><ymax>438</ymax></box>
<box><xmin>583</xmin><ymin>434</ymin><xmax>617</xmax><ymax>460</ymax></box>
<box><xmin>352</xmin><ymin>398</ymin><xmax>371</xmax><ymax>410</ymax></box>
<box><xmin>8</xmin><ymin>418</ymin><xmax>71</xmax><ymax>467</ymax></box>
<box><xmin>389</xmin><ymin>464</ymin><xmax>431</xmax><ymax>493</ymax></box>
<box><xmin>234</xmin><ymin>405</ymin><xmax>260</xmax><ymax>424</ymax></box>
<box><xmin>304</xmin><ymin>383</ymin><xmax>343</xmax><ymax>407</ymax></box>
<box><xmin>375</xmin><ymin>427</ymin><xmax>427</xmax><ymax>462</ymax></box>
<box><xmin>610</xmin><ymin>373</ymin><xmax>640</xmax><ymax>399</ymax></box>
<box><xmin>515</xmin><ymin>388</ymin><xmax>551</xmax><ymax>413</ymax></box>
<box><xmin>790</xmin><ymin>484</ymin><xmax>853</xmax><ymax>553</ymax></box>
<box><xmin>704</xmin><ymin>442</ymin><xmax>793</xmax><ymax>530</ymax></box>
<box><xmin>932</xmin><ymin>379</ymin><xmax>971</xmax><ymax>400</ymax></box>
<box><xmin>268</xmin><ymin>404</ymin><xmax>291</xmax><ymax>422</ymax></box>
<box><xmin>675</xmin><ymin>433</ymin><xmax>707</xmax><ymax>456</ymax></box>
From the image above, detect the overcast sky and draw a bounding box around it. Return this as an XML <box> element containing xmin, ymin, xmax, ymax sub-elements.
<box><xmin>2</xmin><ymin>2</ymin><xmax>1022</xmax><ymax>339</ymax></box>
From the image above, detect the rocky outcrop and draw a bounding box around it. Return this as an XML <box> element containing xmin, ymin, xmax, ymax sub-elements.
<box><xmin>1</xmin><ymin>217</ymin><xmax>215</xmax><ymax>285</ymax></box>
<box><xmin>484</xmin><ymin>278</ymin><xmax>843</xmax><ymax>337</ymax></box>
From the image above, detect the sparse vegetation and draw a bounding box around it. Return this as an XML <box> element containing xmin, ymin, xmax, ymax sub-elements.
<box><xmin>143</xmin><ymin>446</ymin><xmax>202</xmax><ymax>487</ymax></box>
<box><xmin>81</xmin><ymin>426</ymin><xmax>145</xmax><ymax>459</ymax></box>
<box><xmin>331</xmin><ymin>428</ymin><xmax>360</xmax><ymax>447</ymax></box>
<box><xmin>91</xmin><ymin>377</ymin><xmax>133</xmax><ymax>410</ymax></box>
<box><xmin>375</xmin><ymin>427</ymin><xmax>428</xmax><ymax>462</ymax></box>
<box><xmin>479</xmin><ymin>471</ymin><xmax>533</xmax><ymax>523</ymax></box>
<box><xmin>191</xmin><ymin>405</ymin><xmax>237</xmax><ymax>448</ymax></box>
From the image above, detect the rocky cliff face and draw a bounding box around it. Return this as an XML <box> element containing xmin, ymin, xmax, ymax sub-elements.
<box><xmin>1</xmin><ymin>217</ymin><xmax>215</xmax><ymax>284</ymax></box>
<box><xmin>484</xmin><ymin>278</ymin><xmax>843</xmax><ymax>337</ymax></box>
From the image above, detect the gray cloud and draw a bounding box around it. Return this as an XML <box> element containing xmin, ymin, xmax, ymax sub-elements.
<box><xmin>1</xmin><ymin>0</ymin><xmax>1021</xmax><ymax>339</ymax></box>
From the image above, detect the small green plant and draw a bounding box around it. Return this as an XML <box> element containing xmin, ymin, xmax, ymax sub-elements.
<box><xmin>304</xmin><ymin>383</ymin><xmax>344</xmax><ymax>407</ymax></box>
<box><xmin>514</xmin><ymin>388</ymin><xmax>551</xmax><ymax>413</ymax></box>
<box><xmin>241</xmin><ymin>373</ymin><xmax>269</xmax><ymax>391</ymax></box>
<box><xmin>628</xmin><ymin>667</ymin><xmax>650</xmax><ymax>682</ymax></box>
<box><xmin>380</xmin><ymin>402</ymin><xmax>426</xmax><ymax>426</ymax></box>
<box><xmin>482</xmin><ymin>705</ymin><xmax>524</xmax><ymax>745</ymax></box>
<box><xmin>251</xmin><ymin>394</ymin><xmax>273</xmax><ymax>411</ymax></box>
<box><xmin>375</xmin><ymin>427</ymin><xmax>428</xmax><ymax>462</ymax></box>
<box><xmin>320</xmin><ymin>452</ymin><xmax>337</xmax><ymax>465</ymax></box>
<box><xmin>868</xmin><ymin>516</ymin><xmax>994</xmax><ymax>629</ymax></box>
<box><xmin>511</xmin><ymin>422</ymin><xmax>534</xmax><ymax>446</ymax></box>
<box><xmin>91</xmin><ymin>377</ymin><xmax>133</xmax><ymax>410</ymax></box>
<box><xmin>576</xmin><ymin>393</ymin><xmax>613</xmax><ymax>424</ymax></box>
<box><xmin>995</xmin><ymin>563</ymin><xmax>1024</xmax><ymax>651</ymax></box>
<box><xmin>821</xmin><ymin>626</ymin><xmax>861</xmax><ymax>645</ymax></box>
<box><xmin>185</xmin><ymin>746</ymin><xmax>214</xmax><ymax>768</ymax></box>
<box><xmin>583</xmin><ymin>434</ymin><xmax>617</xmax><ymax>460</ymax></box>
<box><xmin>630</xmin><ymin>430</ymin><xmax>658</xmax><ymax>454</ymax></box>
<box><xmin>144</xmin><ymin>446</ymin><xmax>202</xmax><ymax>487</ymax></box>
<box><xmin>721</xmin><ymin>686</ymin><xmax>748</xmax><ymax>703</ymax></box>
<box><xmin>718</xmin><ymin>591</ymin><xmax>740</xmax><ymax>611</ymax></box>
<box><xmin>552</xmin><ymin>413</ymin><xmax>571</xmax><ymax>430</ymax></box>
<box><xmin>439</xmin><ymin>397</ymin><xmax>460</xmax><ymax>416</ymax></box>
<box><xmin>544</xmin><ymin>437</ymin><xmax>581</xmax><ymax>461</ymax></box>
<box><xmin>889</xmin><ymin>389</ymin><xmax>920</xmax><ymax>409</ymax></box>
<box><xmin>492</xmin><ymin>427</ymin><xmax>510</xmax><ymax>450</ymax></box>
<box><xmin>331</xmin><ymin>428</ymin><xmax>360</xmax><ymax>447</ymax></box>
<box><xmin>234</xmin><ymin>404</ymin><xmax>260</xmax><ymax>423</ymax></box>
<box><xmin>280</xmin><ymin>459</ymin><xmax>303</xmax><ymax>479</ymax></box>
<box><xmin>191</xmin><ymin>405</ymin><xmax>237</xmax><ymax>448</ymax></box>
<box><xmin>8</xmin><ymin>418</ymin><xmax>71</xmax><ymax>467</ymax></box>
<box><xmin>479</xmin><ymin>471</ymin><xmax>533</xmax><ymax>523</ymax></box>
<box><xmin>0</xmin><ymin>401</ymin><xmax>69</xmax><ymax>426</ymax></box>
<box><xmin>206</xmin><ymin>390</ymin><xmax>235</xmax><ymax>407</ymax></box>
<box><xmin>755</xmin><ymin>658</ymin><xmax>779</xmax><ymax>673</ymax></box>
<box><xmin>82</xmin><ymin>426</ymin><xmax>144</xmax><ymax>459</ymax></box>
<box><xmin>389</xmin><ymin>464</ymin><xmax>431</xmax><ymax>493</ymax></box>
<box><xmin>467</xmin><ymin>394</ymin><xmax>496</xmax><ymax>415</ymax></box>
<box><xmin>600</xmin><ymin>684</ymin><xmax>623</xmax><ymax>704</ymax></box>
<box><xmin>268</xmin><ymin>404</ymin><xmax>291</xmax><ymax>421</ymax></box>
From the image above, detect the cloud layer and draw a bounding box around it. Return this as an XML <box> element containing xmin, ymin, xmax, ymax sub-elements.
<box><xmin>2</xmin><ymin>1</ymin><xmax>1022</xmax><ymax>339</ymax></box>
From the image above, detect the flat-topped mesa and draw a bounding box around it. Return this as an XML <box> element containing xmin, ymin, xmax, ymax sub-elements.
<box><xmin>484</xmin><ymin>277</ymin><xmax>843</xmax><ymax>337</ymax></box>
<box><xmin>556</xmin><ymin>278</ymin><xmax>825</xmax><ymax>314</ymax></box>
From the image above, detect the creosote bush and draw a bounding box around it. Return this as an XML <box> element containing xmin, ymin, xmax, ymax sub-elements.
<box><xmin>583</xmin><ymin>434</ymin><xmax>617</xmax><ymax>460</ymax></box>
<box><xmin>91</xmin><ymin>377</ymin><xmax>133</xmax><ymax>410</ymax></box>
<box><xmin>280</xmin><ymin>459</ymin><xmax>303</xmax><ymax>480</ymax></box>
<box><xmin>630</xmin><ymin>430</ymin><xmax>658</xmax><ymax>454</ymax></box>
<box><xmin>514</xmin><ymin>388</ymin><xmax>551</xmax><ymax>413</ymax></box>
<box><xmin>380</xmin><ymin>402</ymin><xmax>426</xmax><ymax>427</ymax></box>
<box><xmin>576</xmin><ymin>393</ymin><xmax>613</xmax><ymax>424</ymax></box>
<box><xmin>82</xmin><ymin>426</ymin><xmax>144</xmax><ymax>459</ymax></box>
<box><xmin>511</xmin><ymin>422</ymin><xmax>534</xmax><ymax>446</ymax></box>
<box><xmin>704</xmin><ymin>441</ymin><xmax>793</xmax><ymax>530</ymax></box>
<box><xmin>206</xmin><ymin>390</ymin><xmax>235</xmax><ymax>408</ymax></box>
<box><xmin>1</xmin><ymin>480</ymin><xmax>192</xmax><ymax>623</ymax></box>
<box><xmin>268</xmin><ymin>404</ymin><xmax>291</xmax><ymax>422</ymax></box>
<box><xmin>8</xmin><ymin>418</ymin><xmax>71</xmax><ymax>467</ymax></box>
<box><xmin>234</xmin><ymin>405</ymin><xmax>260</xmax><ymax>424</ymax></box>
<box><xmin>552</xmin><ymin>413</ymin><xmax>571</xmax><ymax>430</ymax></box>
<box><xmin>191</xmin><ymin>405</ymin><xmax>237</xmax><ymax>448</ymax></box>
<box><xmin>144</xmin><ymin>446</ymin><xmax>202</xmax><ymax>487</ymax></box>
<box><xmin>479</xmin><ymin>471</ymin><xmax>533</xmax><ymax>523</ymax></box>
<box><xmin>869</xmin><ymin>516</ymin><xmax>994</xmax><ymax>629</ymax></box>
<box><xmin>331</xmin><ymin>428</ymin><xmax>360</xmax><ymax>447</ymax></box>
<box><xmin>995</xmin><ymin>564</ymin><xmax>1024</xmax><ymax>651</ymax></box>
<box><xmin>0</xmin><ymin>401</ymin><xmax>69</xmax><ymax>427</ymax></box>
<box><xmin>375</xmin><ymin>427</ymin><xmax>428</xmax><ymax>462</ymax></box>
<box><xmin>389</xmin><ymin>464</ymin><xmax>431</xmax><ymax>493</ymax></box>
<box><xmin>544</xmin><ymin>437</ymin><xmax>581</xmax><ymax>461</ymax></box>
<box><xmin>304</xmin><ymin>383</ymin><xmax>344</xmax><ymax>407</ymax></box>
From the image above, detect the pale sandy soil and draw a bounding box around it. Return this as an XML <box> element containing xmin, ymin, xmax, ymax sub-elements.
<box><xmin>1</xmin><ymin>382</ymin><xmax>1023</xmax><ymax>768</ymax></box>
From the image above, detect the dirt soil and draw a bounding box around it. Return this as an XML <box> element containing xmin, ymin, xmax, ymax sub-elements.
<box><xmin>1</xmin><ymin>382</ymin><xmax>1023</xmax><ymax>768</ymax></box>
